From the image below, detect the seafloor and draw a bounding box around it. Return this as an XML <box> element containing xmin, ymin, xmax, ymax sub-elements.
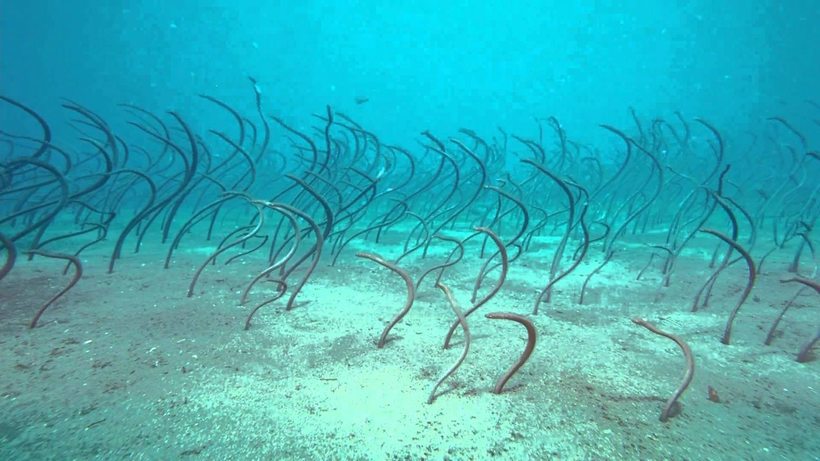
<box><xmin>0</xmin><ymin>221</ymin><xmax>816</xmax><ymax>460</ymax></box>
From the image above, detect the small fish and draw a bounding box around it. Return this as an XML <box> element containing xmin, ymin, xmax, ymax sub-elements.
<box><xmin>354</xmin><ymin>96</ymin><xmax>369</xmax><ymax>105</ymax></box>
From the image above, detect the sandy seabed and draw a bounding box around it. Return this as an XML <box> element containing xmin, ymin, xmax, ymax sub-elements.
<box><xmin>0</xmin><ymin>228</ymin><xmax>817</xmax><ymax>461</ymax></box>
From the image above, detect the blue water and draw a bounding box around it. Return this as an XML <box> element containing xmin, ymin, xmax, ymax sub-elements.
<box><xmin>3</xmin><ymin>1</ymin><xmax>816</xmax><ymax>144</ymax></box>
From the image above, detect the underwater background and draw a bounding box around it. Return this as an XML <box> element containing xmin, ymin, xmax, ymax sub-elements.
<box><xmin>1</xmin><ymin>1</ymin><xmax>818</xmax><ymax>460</ymax></box>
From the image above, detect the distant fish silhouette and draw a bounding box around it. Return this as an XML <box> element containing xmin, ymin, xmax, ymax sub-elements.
<box><xmin>355</xmin><ymin>96</ymin><xmax>369</xmax><ymax>105</ymax></box>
